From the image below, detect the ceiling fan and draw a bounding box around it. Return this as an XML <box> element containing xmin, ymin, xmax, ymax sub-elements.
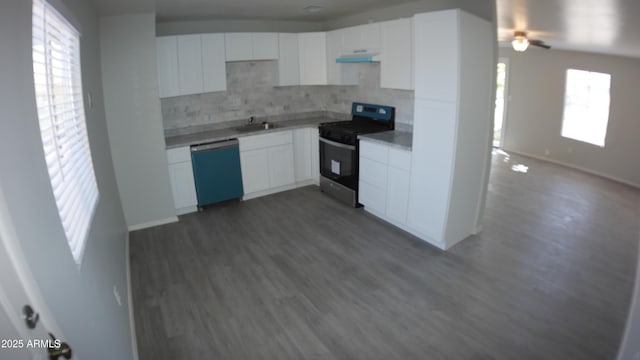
<box><xmin>512</xmin><ymin>31</ymin><xmax>551</xmax><ymax>52</ymax></box>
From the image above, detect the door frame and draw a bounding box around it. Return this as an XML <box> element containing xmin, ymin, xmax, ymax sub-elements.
<box><xmin>495</xmin><ymin>57</ymin><xmax>510</xmax><ymax>148</ymax></box>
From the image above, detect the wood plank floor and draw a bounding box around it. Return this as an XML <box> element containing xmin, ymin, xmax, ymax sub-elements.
<box><xmin>130</xmin><ymin>150</ymin><xmax>639</xmax><ymax>360</ymax></box>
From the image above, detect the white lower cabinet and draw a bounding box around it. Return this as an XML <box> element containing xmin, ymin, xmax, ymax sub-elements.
<box><xmin>239</xmin><ymin>149</ymin><xmax>270</xmax><ymax>194</ymax></box>
<box><xmin>293</xmin><ymin>128</ymin><xmax>320</xmax><ymax>185</ymax></box>
<box><xmin>359</xmin><ymin>139</ymin><xmax>411</xmax><ymax>227</ymax></box>
<box><xmin>386</xmin><ymin>166</ymin><xmax>410</xmax><ymax>223</ymax></box>
<box><xmin>268</xmin><ymin>144</ymin><xmax>295</xmax><ymax>188</ymax></box>
<box><xmin>310</xmin><ymin>129</ymin><xmax>320</xmax><ymax>185</ymax></box>
<box><xmin>166</xmin><ymin>146</ymin><xmax>198</xmax><ymax>215</ymax></box>
<box><xmin>239</xmin><ymin>130</ymin><xmax>296</xmax><ymax>199</ymax></box>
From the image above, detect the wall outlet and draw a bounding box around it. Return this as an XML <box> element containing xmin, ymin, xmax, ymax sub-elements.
<box><xmin>568</xmin><ymin>147</ymin><xmax>573</xmax><ymax>154</ymax></box>
<box><xmin>544</xmin><ymin>149</ymin><xmax>550</xmax><ymax>156</ymax></box>
<box><xmin>113</xmin><ymin>285</ymin><xmax>122</xmax><ymax>307</ymax></box>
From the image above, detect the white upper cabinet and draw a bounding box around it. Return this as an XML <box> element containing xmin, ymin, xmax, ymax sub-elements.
<box><xmin>201</xmin><ymin>33</ymin><xmax>227</xmax><ymax>93</ymax></box>
<box><xmin>340</xmin><ymin>26</ymin><xmax>360</xmax><ymax>54</ymax></box>
<box><xmin>252</xmin><ymin>33</ymin><xmax>279</xmax><ymax>60</ymax></box>
<box><xmin>156</xmin><ymin>37</ymin><xmax>179</xmax><ymax>98</ymax></box>
<box><xmin>225</xmin><ymin>33</ymin><xmax>253</xmax><ymax>61</ymax></box>
<box><xmin>413</xmin><ymin>11</ymin><xmax>458</xmax><ymax>101</ymax></box>
<box><xmin>298</xmin><ymin>32</ymin><xmax>328</xmax><ymax>85</ymax></box>
<box><xmin>326</xmin><ymin>29</ymin><xmax>358</xmax><ymax>85</ymax></box>
<box><xmin>278</xmin><ymin>33</ymin><xmax>300</xmax><ymax>86</ymax></box>
<box><xmin>339</xmin><ymin>23</ymin><xmax>381</xmax><ymax>55</ymax></box>
<box><xmin>177</xmin><ymin>35</ymin><xmax>204</xmax><ymax>96</ymax></box>
<box><xmin>360</xmin><ymin>23</ymin><xmax>381</xmax><ymax>51</ymax></box>
<box><xmin>381</xmin><ymin>18</ymin><xmax>413</xmax><ymax>90</ymax></box>
<box><xmin>156</xmin><ymin>34</ymin><xmax>227</xmax><ymax>98</ymax></box>
<box><xmin>225</xmin><ymin>33</ymin><xmax>278</xmax><ymax>61</ymax></box>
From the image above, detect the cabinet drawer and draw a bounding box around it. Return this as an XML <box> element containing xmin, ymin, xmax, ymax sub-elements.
<box><xmin>359</xmin><ymin>180</ymin><xmax>386</xmax><ymax>214</ymax></box>
<box><xmin>359</xmin><ymin>157</ymin><xmax>388</xmax><ymax>189</ymax></box>
<box><xmin>389</xmin><ymin>148</ymin><xmax>411</xmax><ymax>171</ymax></box>
<box><xmin>166</xmin><ymin>146</ymin><xmax>191</xmax><ymax>164</ymax></box>
<box><xmin>239</xmin><ymin>130</ymin><xmax>293</xmax><ymax>152</ymax></box>
<box><xmin>360</xmin><ymin>140</ymin><xmax>389</xmax><ymax>164</ymax></box>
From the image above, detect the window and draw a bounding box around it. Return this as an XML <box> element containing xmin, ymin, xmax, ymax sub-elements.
<box><xmin>32</xmin><ymin>0</ymin><xmax>98</xmax><ymax>265</ymax></box>
<box><xmin>561</xmin><ymin>69</ymin><xmax>611</xmax><ymax>147</ymax></box>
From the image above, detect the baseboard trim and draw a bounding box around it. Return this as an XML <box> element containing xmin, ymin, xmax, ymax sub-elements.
<box><xmin>242</xmin><ymin>184</ymin><xmax>298</xmax><ymax>201</ymax></box>
<box><xmin>176</xmin><ymin>206</ymin><xmax>197</xmax><ymax>216</ymax></box>
<box><xmin>127</xmin><ymin>216</ymin><xmax>178</xmax><ymax>232</ymax></box>
<box><xmin>125</xmin><ymin>233</ymin><xmax>139</xmax><ymax>360</ymax></box>
<box><xmin>502</xmin><ymin>148</ymin><xmax>640</xmax><ymax>189</ymax></box>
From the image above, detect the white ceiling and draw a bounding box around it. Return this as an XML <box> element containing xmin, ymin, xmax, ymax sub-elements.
<box><xmin>89</xmin><ymin>0</ymin><xmax>422</xmax><ymax>22</ymax></box>
<box><xmin>496</xmin><ymin>0</ymin><xmax>640</xmax><ymax>58</ymax></box>
<box><xmin>89</xmin><ymin>0</ymin><xmax>640</xmax><ymax>58</ymax></box>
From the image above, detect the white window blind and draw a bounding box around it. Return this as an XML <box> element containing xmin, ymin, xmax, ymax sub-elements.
<box><xmin>561</xmin><ymin>69</ymin><xmax>612</xmax><ymax>147</ymax></box>
<box><xmin>32</xmin><ymin>0</ymin><xmax>98</xmax><ymax>265</ymax></box>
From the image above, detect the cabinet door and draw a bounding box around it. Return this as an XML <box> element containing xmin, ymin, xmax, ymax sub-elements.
<box><xmin>252</xmin><ymin>33</ymin><xmax>279</xmax><ymax>60</ymax></box>
<box><xmin>225</xmin><ymin>33</ymin><xmax>253</xmax><ymax>61</ymax></box>
<box><xmin>293</xmin><ymin>128</ymin><xmax>312</xmax><ymax>182</ymax></box>
<box><xmin>414</xmin><ymin>11</ymin><xmax>459</xmax><ymax>101</ymax></box>
<box><xmin>341</xmin><ymin>26</ymin><xmax>360</xmax><ymax>54</ymax></box>
<box><xmin>386</xmin><ymin>167</ymin><xmax>410</xmax><ymax>224</ymax></box>
<box><xmin>202</xmin><ymin>33</ymin><xmax>227</xmax><ymax>93</ymax></box>
<box><xmin>360</xmin><ymin>23</ymin><xmax>381</xmax><ymax>51</ymax></box>
<box><xmin>298</xmin><ymin>32</ymin><xmax>327</xmax><ymax>85</ymax></box>
<box><xmin>156</xmin><ymin>36</ymin><xmax>179</xmax><ymax>98</ymax></box>
<box><xmin>381</xmin><ymin>18</ymin><xmax>413</xmax><ymax>90</ymax></box>
<box><xmin>168</xmin><ymin>161</ymin><xmax>197</xmax><ymax>210</ymax></box>
<box><xmin>240</xmin><ymin>149</ymin><xmax>270</xmax><ymax>194</ymax></box>
<box><xmin>278</xmin><ymin>33</ymin><xmax>300</xmax><ymax>86</ymax></box>
<box><xmin>359</xmin><ymin>181</ymin><xmax>386</xmax><ymax>215</ymax></box>
<box><xmin>310</xmin><ymin>129</ymin><xmax>320</xmax><ymax>184</ymax></box>
<box><xmin>177</xmin><ymin>35</ymin><xmax>204</xmax><ymax>96</ymax></box>
<box><xmin>407</xmin><ymin>98</ymin><xmax>456</xmax><ymax>242</ymax></box>
<box><xmin>326</xmin><ymin>29</ymin><xmax>358</xmax><ymax>85</ymax></box>
<box><xmin>325</xmin><ymin>30</ymin><xmax>342</xmax><ymax>85</ymax></box>
<box><xmin>268</xmin><ymin>144</ymin><xmax>295</xmax><ymax>188</ymax></box>
<box><xmin>360</xmin><ymin>157</ymin><xmax>388</xmax><ymax>189</ymax></box>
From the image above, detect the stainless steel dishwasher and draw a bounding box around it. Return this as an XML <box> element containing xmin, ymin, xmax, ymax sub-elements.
<box><xmin>190</xmin><ymin>139</ymin><xmax>244</xmax><ymax>209</ymax></box>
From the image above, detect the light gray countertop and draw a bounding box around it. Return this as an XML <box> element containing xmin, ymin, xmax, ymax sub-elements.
<box><xmin>358</xmin><ymin>131</ymin><xmax>413</xmax><ymax>151</ymax></box>
<box><xmin>165</xmin><ymin>117</ymin><xmax>329</xmax><ymax>149</ymax></box>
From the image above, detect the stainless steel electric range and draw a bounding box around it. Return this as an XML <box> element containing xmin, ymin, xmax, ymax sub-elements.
<box><xmin>318</xmin><ymin>103</ymin><xmax>395</xmax><ymax>207</ymax></box>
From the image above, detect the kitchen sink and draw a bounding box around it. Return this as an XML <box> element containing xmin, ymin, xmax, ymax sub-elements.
<box><xmin>234</xmin><ymin>122</ymin><xmax>280</xmax><ymax>132</ymax></box>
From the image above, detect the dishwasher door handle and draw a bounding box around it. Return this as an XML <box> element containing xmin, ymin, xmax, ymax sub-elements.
<box><xmin>191</xmin><ymin>139</ymin><xmax>239</xmax><ymax>152</ymax></box>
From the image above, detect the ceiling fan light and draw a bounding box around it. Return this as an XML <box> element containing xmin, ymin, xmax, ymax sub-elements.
<box><xmin>512</xmin><ymin>37</ymin><xmax>529</xmax><ymax>52</ymax></box>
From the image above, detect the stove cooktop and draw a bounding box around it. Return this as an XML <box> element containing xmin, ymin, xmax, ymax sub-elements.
<box><xmin>319</xmin><ymin>103</ymin><xmax>396</xmax><ymax>145</ymax></box>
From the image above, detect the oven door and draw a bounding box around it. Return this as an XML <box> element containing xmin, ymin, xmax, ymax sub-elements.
<box><xmin>319</xmin><ymin>137</ymin><xmax>357</xmax><ymax>189</ymax></box>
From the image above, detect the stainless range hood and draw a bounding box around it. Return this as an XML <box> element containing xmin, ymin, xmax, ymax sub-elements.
<box><xmin>336</xmin><ymin>49</ymin><xmax>380</xmax><ymax>63</ymax></box>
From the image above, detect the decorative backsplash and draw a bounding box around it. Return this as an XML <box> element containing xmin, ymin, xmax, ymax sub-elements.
<box><xmin>160</xmin><ymin>61</ymin><xmax>414</xmax><ymax>135</ymax></box>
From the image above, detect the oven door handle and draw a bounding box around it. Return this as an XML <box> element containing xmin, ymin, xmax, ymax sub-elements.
<box><xmin>319</xmin><ymin>137</ymin><xmax>356</xmax><ymax>150</ymax></box>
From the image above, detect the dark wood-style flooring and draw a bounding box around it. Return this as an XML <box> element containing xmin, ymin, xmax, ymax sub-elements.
<box><xmin>130</xmin><ymin>150</ymin><xmax>639</xmax><ymax>359</ymax></box>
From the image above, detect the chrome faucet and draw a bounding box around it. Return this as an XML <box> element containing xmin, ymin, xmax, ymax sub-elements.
<box><xmin>248</xmin><ymin>116</ymin><xmax>255</xmax><ymax>124</ymax></box>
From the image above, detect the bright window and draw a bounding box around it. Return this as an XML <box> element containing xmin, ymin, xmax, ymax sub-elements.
<box><xmin>561</xmin><ymin>69</ymin><xmax>611</xmax><ymax>147</ymax></box>
<box><xmin>32</xmin><ymin>0</ymin><xmax>98</xmax><ymax>265</ymax></box>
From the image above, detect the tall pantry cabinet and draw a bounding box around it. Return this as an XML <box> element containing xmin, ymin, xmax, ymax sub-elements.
<box><xmin>408</xmin><ymin>10</ymin><xmax>494</xmax><ymax>249</ymax></box>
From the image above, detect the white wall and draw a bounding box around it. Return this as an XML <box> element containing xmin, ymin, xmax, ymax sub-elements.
<box><xmin>499</xmin><ymin>47</ymin><xmax>640</xmax><ymax>187</ymax></box>
<box><xmin>100</xmin><ymin>14</ymin><xmax>177</xmax><ymax>229</ymax></box>
<box><xmin>0</xmin><ymin>0</ymin><xmax>134</xmax><ymax>358</ymax></box>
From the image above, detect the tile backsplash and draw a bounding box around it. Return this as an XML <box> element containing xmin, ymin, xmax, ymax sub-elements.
<box><xmin>160</xmin><ymin>61</ymin><xmax>414</xmax><ymax>134</ymax></box>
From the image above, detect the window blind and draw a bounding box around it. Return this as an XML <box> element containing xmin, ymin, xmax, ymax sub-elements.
<box><xmin>32</xmin><ymin>0</ymin><xmax>98</xmax><ymax>265</ymax></box>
